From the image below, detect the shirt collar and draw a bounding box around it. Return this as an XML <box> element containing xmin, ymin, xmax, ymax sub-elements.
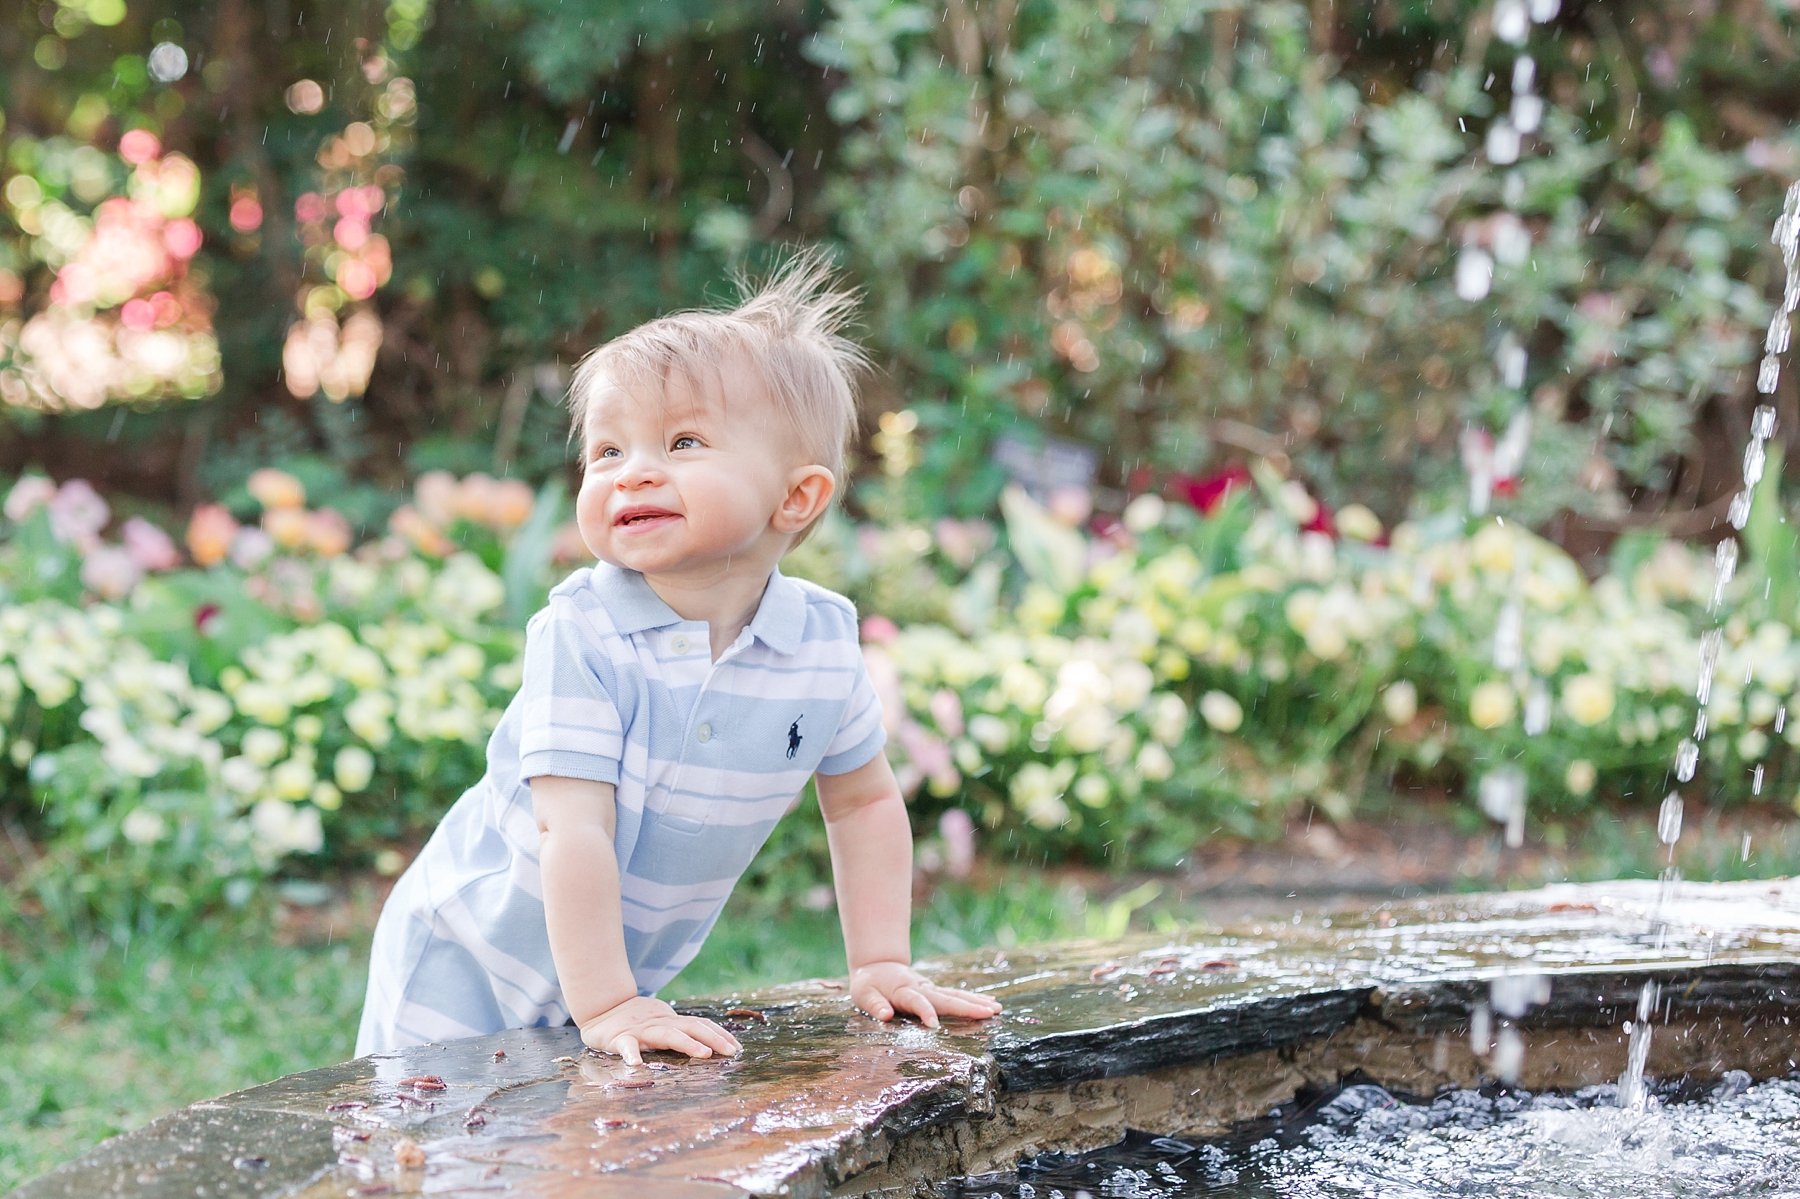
<box><xmin>588</xmin><ymin>563</ymin><xmax>806</xmax><ymax>656</ymax></box>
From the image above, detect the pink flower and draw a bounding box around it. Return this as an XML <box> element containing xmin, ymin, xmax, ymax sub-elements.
<box><xmin>118</xmin><ymin>130</ymin><xmax>161</xmax><ymax>164</ymax></box>
<box><xmin>295</xmin><ymin>192</ymin><xmax>329</xmax><ymax>224</ymax></box>
<box><xmin>81</xmin><ymin>545</ymin><xmax>143</xmax><ymax>599</ymax></box>
<box><xmin>48</xmin><ymin>479</ymin><xmax>109</xmax><ymax>549</ymax></box>
<box><xmin>860</xmin><ymin>615</ymin><xmax>900</xmax><ymax>644</ymax></box>
<box><xmin>162</xmin><ymin>219</ymin><xmax>203</xmax><ymax>259</ymax></box>
<box><xmin>928</xmin><ymin>688</ymin><xmax>965</xmax><ymax>738</ymax></box>
<box><xmin>122</xmin><ymin>517</ymin><xmax>180</xmax><ymax>571</ymax></box>
<box><xmin>229</xmin><ymin>196</ymin><xmax>263</xmax><ymax>233</ymax></box>
<box><xmin>4</xmin><ymin>475</ymin><xmax>57</xmax><ymax>523</ymax></box>
<box><xmin>229</xmin><ymin>526</ymin><xmax>275</xmax><ymax>570</ymax></box>
<box><xmin>939</xmin><ymin>809</ymin><xmax>976</xmax><ymax>879</ymax></box>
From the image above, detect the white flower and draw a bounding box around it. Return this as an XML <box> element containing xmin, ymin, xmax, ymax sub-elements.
<box><xmin>335</xmin><ymin>745</ymin><xmax>375</xmax><ymax>792</ymax></box>
<box><xmin>220</xmin><ymin>756</ymin><xmax>266</xmax><ymax>795</ymax></box>
<box><xmin>1148</xmin><ymin>693</ymin><xmax>1187</xmax><ymax>745</ymax></box>
<box><xmin>121</xmin><ymin>806</ymin><xmax>166</xmax><ymax>845</ymax></box>
<box><xmin>1137</xmin><ymin>742</ymin><xmax>1174</xmax><ymax>781</ymax></box>
<box><xmin>1073</xmin><ymin>774</ymin><xmax>1110</xmax><ymax>807</ymax></box>
<box><xmin>242</xmin><ymin>727</ymin><xmax>286</xmax><ymax>765</ymax></box>
<box><xmin>1199</xmin><ymin>691</ymin><xmax>1243</xmax><ymax>733</ymax></box>
<box><xmin>1121</xmin><ymin>493</ymin><xmax>1166</xmax><ymax>533</ymax></box>
<box><xmin>968</xmin><ymin>714</ymin><xmax>1012</xmax><ymax>753</ymax></box>
<box><xmin>1565</xmin><ymin>759</ymin><xmax>1597</xmax><ymax>796</ymax></box>
<box><xmin>250</xmin><ymin>799</ymin><xmax>324</xmax><ymax>855</ymax></box>
<box><xmin>346</xmin><ymin>691</ymin><xmax>394</xmax><ymax>747</ymax></box>
<box><xmin>270</xmin><ymin>756</ymin><xmax>317</xmax><ymax>800</ymax></box>
<box><xmin>1561</xmin><ymin>674</ymin><xmax>1615</xmax><ymax>727</ymax></box>
<box><xmin>1382</xmin><ymin>681</ymin><xmax>1419</xmax><ymax>725</ymax></box>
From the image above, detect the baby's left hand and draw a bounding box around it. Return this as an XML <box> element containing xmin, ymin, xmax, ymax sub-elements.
<box><xmin>851</xmin><ymin>960</ymin><xmax>1003</xmax><ymax>1029</ymax></box>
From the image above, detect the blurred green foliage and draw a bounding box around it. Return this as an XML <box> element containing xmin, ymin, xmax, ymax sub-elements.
<box><xmin>0</xmin><ymin>0</ymin><xmax>1795</xmax><ymax>539</ymax></box>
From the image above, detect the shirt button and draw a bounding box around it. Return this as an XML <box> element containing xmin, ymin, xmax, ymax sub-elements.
<box><xmin>697</xmin><ymin>723</ymin><xmax>712</xmax><ymax>743</ymax></box>
<box><xmin>670</xmin><ymin>634</ymin><xmax>691</xmax><ymax>655</ymax></box>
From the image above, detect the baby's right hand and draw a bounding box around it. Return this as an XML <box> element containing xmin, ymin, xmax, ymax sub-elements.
<box><xmin>578</xmin><ymin>995</ymin><xmax>742</xmax><ymax>1066</ymax></box>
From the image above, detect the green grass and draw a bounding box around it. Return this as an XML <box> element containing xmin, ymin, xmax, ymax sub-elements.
<box><xmin>0</xmin><ymin>922</ymin><xmax>368</xmax><ymax>1193</ymax></box>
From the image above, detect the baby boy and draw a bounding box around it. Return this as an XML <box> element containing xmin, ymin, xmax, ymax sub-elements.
<box><xmin>357</xmin><ymin>257</ymin><xmax>1001</xmax><ymax>1061</ymax></box>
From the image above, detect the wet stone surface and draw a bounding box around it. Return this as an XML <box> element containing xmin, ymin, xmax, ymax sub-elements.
<box><xmin>19</xmin><ymin>879</ymin><xmax>1800</xmax><ymax>1199</ymax></box>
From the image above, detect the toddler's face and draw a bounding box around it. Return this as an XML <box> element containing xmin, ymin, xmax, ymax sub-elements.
<box><xmin>574</xmin><ymin>362</ymin><xmax>807</xmax><ymax>577</ymax></box>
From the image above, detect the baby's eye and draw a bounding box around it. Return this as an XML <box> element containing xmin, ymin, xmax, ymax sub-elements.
<box><xmin>593</xmin><ymin>446</ymin><xmax>621</xmax><ymax>461</ymax></box>
<box><xmin>671</xmin><ymin>435</ymin><xmax>700</xmax><ymax>451</ymax></box>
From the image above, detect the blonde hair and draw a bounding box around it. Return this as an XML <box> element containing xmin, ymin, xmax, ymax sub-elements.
<box><xmin>567</xmin><ymin>252</ymin><xmax>868</xmax><ymax>491</ymax></box>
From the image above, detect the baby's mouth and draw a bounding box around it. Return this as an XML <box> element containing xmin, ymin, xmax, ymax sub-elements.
<box><xmin>614</xmin><ymin>506</ymin><xmax>679</xmax><ymax>529</ymax></box>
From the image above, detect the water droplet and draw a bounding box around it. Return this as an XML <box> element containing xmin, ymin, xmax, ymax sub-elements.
<box><xmin>1657</xmin><ymin>792</ymin><xmax>1684</xmax><ymax>845</ymax></box>
<box><xmin>1527</xmin><ymin>0</ymin><xmax>1560</xmax><ymax>19</ymax></box>
<box><xmin>1523</xmin><ymin>680</ymin><xmax>1551</xmax><ymax>735</ymax></box>
<box><xmin>1510</xmin><ymin>94</ymin><xmax>1544</xmax><ymax>134</ymax></box>
<box><xmin>1754</xmin><ymin>404</ymin><xmax>1779</xmax><ymax>440</ymax></box>
<box><xmin>1511</xmin><ymin>56</ymin><xmax>1537</xmax><ymax>93</ymax></box>
<box><xmin>1729</xmin><ymin>490</ymin><xmax>1753</xmax><ymax>530</ymax></box>
<box><xmin>1744</xmin><ymin>438</ymin><xmax>1767</xmax><ymax>490</ymax></box>
<box><xmin>1777</xmin><ymin>705</ymin><xmax>1786</xmax><ymax>733</ymax></box>
<box><xmin>1494</xmin><ymin>0</ymin><xmax>1530</xmax><ymax>43</ymax></box>
<box><xmin>1456</xmin><ymin>248</ymin><xmax>1494</xmax><ymax>302</ymax></box>
<box><xmin>1759</xmin><ymin>354</ymin><xmax>1781</xmax><ymax>395</ymax></box>
<box><xmin>1486</xmin><ymin>121</ymin><xmax>1522</xmax><ymax>164</ymax></box>
<box><xmin>1675</xmin><ymin>738</ymin><xmax>1698</xmax><ymax>782</ymax></box>
<box><xmin>1753</xmin><ymin>763</ymin><xmax>1764</xmax><ymax>795</ymax></box>
<box><xmin>1710</xmin><ymin>543</ymin><xmax>1737</xmax><ymax>611</ymax></box>
<box><xmin>1768</xmin><ymin>313</ymin><xmax>1792</xmax><ymax>357</ymax></box>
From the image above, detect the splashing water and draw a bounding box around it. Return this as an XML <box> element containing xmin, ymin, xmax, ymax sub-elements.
<box><xmin>944</xmin><ymin>1075</ymin><xmax>1800</xmax><ymax>1199</ymax></box>
<box><xmin>1620</xmin><ymin>183</ymin><xmax>1800</xmax><ymax>1109</ymax></box>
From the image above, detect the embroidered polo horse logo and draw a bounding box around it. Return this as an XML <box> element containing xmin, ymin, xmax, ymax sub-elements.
<box><xmin>787</xmin><ymin>716</ymin><xmax>803</xmax><ymax>760</ymax></box>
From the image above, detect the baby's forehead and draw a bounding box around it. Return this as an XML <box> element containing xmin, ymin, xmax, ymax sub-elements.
<box><xmin>582</xmin><ymin>360</ymin><xmax>775</xmax><ymax>435</ymax></box>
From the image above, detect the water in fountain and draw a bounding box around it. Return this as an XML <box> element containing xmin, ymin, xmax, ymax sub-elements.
<box><xmin>1616</xmin><ymin>179</ymin><xmax>1800</xmax><ymax>1111</ymax></box>
<box><xmin>944</xmin><ymin>1073</ymin><xmax>1800</xmax><ymax>1199</ymax></box>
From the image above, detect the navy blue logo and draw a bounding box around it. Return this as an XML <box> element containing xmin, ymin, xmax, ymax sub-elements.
<box><xmin>787</xmin><ymin>716</ymin><xmax>803</xmax><ymax>760</ymax></box>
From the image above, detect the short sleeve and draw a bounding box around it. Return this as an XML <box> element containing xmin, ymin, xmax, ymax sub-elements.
<box><xmin>515</xmin><ymin>598</ymin><xmax>624</xmax><ymax>785</ymax></box>
<box><xmin>816</xmin><ymin>647</ymin><xmax>888</xmax><ymax>776</ymax></box>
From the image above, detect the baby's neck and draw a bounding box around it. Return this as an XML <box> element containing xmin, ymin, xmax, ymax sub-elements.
<box><xmin>639</xmin><ymin>554</ymin><xmax>779</xmax><ymax>661</ymax></box>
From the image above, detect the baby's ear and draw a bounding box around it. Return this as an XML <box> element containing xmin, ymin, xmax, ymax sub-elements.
<box><xmin>774</xmin><ymin>465</ymin><xmax>835</xmax><ymax>532</ymax></box>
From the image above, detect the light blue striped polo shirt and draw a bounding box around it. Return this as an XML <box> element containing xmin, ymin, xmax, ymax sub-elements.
<box><xmin>356</xmin><ymin>563</ymin><xmax>886</xmax><ymax>1054</ymax></box>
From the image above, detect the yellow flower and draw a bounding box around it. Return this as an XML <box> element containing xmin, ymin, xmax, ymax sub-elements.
<box><xmin>1565</xmin><ymin>759</ymin><xmax>1597</xmax><ymax>796</ymax></box>
<box><xmin>335</xmin><ymin>745</ymin><xmax>375</xmax><ymax>792</ymax></box>
<box><xmin>270</xmin><ymin>756</ymin><xmax>317</xmax><ymax>800</ymax></box>
<box><xmin>1199</xmin><ymin>691</ymin><xmax>1243</xmax><ymax>733</ymax></box>
<box><xmin>1561</xmin><ymin>673</ymin><xmax>1615</xmax><ymax>727</ymax></box>
<box><xmin>1073</xmin><ymin>775</ymin><xmax>1110</xmax><ymax>807</ymax></box>
<box><xmin>1470</xmin><ymin>681</ymin><xmax>1515</xmax><ymax>729</ymax></box>
<box><xmin>1336</xmin><ymin>504</ymin><xmax>1382</xmax><ymax>542</ymax></box>
<box><xmin>311</xmin><ymin>781</ymin><xmax>343</xmax><ymax>810</ymax></box>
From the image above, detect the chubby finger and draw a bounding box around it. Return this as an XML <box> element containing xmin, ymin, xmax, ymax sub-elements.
<box><xmin>894</xmin><ymin>985</ymin><xmax>940</xmax><ymax>1029</ymax></box>
<box><xmin>925</xmin><ymin>986</ymin><xmax>1004</xmax><ymax>1016</ymax></box>
<box><xmin>645</xmin><ymin>1028</ymin><xmax>714</xmax><ymax>1059</ymax></box>
<box><xmin>685</xmin><ymin>1019</ymin><xmax>741</xmax><ymax>1057</ymax></box>
<box><xmin>613</xmin><ymin>1032</ymin><xmax>642</xmax><ymax>1066</ymax></box>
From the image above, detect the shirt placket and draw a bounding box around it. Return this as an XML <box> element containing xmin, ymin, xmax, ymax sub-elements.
<box><xmin>664</xmin><ymin>628</ymin><xmax>753</xmax><ymax>825</ymax></box>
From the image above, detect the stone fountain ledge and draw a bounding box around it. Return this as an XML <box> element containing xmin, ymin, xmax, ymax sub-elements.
<box><xmin>18</xmin><ymin>879</ymin><xmax>1800</xmax><ymax>1199</ymax></box>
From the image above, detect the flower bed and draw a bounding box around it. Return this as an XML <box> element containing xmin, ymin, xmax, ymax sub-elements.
<box><xmin>1</xmin><ymin>468</ymin><xmax>1791</xmax><ymax>927</ymax></box>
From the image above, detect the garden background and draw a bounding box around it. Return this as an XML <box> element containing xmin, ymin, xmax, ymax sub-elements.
<box><xmin>3</xmin><ymin>0</ymin><xmax>1800</xmax><ymax>1186</ymax></box>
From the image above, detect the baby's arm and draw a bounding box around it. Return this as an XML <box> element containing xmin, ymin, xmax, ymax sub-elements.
<box><xmin>815</xmin><ymin>754</ymin><xmax>1003</xmax><ymax>1028</ymax></box>
<box><xmin>531</xmin><ymin>776</ymin><xmax>740</xmax><ymax>1064</ymax></box>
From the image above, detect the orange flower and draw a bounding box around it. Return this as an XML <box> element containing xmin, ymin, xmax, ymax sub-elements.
<box><xmin>487</xmin><ymin>479</ymin><xmax>535</xmax><ymax>529</ymax></box>
<box><xmin>263</xmin><ymin>506</ymin><xmax>311</xmax><ymax>549</ymax></box>
<box><xmin>247</xmin><ymin>468</ymin><xmax>306</xmax><ymax>510</ymax></box>
<box><xmin>389</xmin><ymin>504</ymin><xmax>454</xmax><ymax>557</ymax></box>
<box><xmin>185</xmin><ymin>504</ymin><xmax>238</xmax><ymax>567</ymax></box>
<box><xmin>307</xmin><ymin>508</ymin><xmax>353</xmax><ymax>557</ymax></box>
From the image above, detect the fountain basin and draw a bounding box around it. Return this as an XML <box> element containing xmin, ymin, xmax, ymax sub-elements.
<box><xmin>16</xmin><ymin>879</ymin><xmax>1800</xmax><ymax>1199</ymax></box>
